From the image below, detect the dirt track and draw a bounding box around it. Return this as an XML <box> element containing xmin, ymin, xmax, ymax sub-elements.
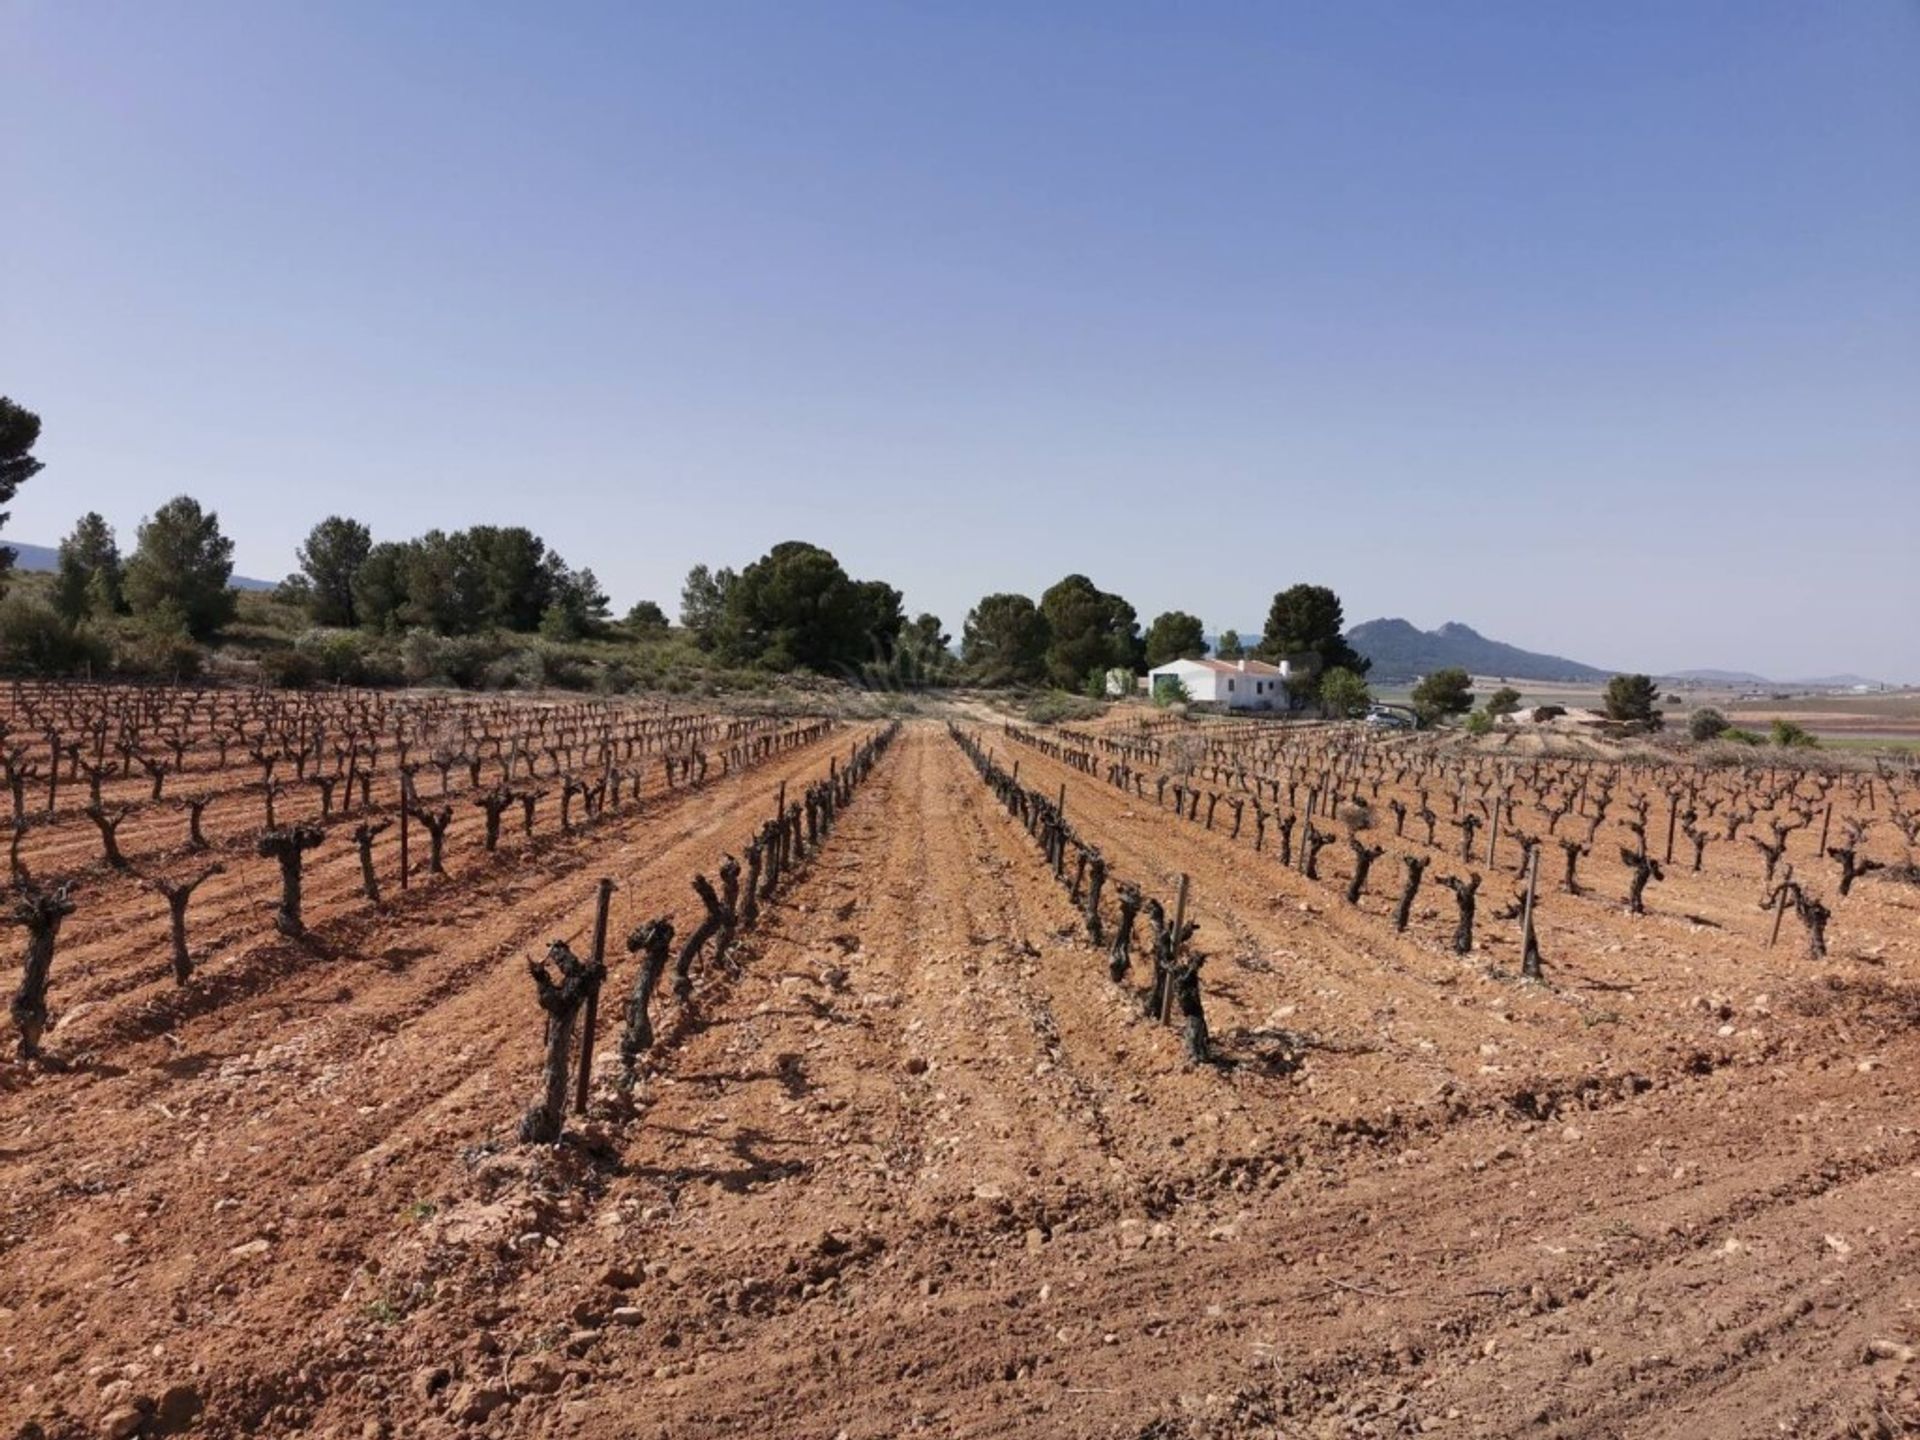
<box><xmin>3</xmin><ymin>720</ymin><xmax>1918</xmax><ymax>1439</ymax></box>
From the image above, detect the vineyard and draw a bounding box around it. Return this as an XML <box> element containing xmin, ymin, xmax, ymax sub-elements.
<box><xmin>2</xmin><ymin>692</ymin><xmax>1917</xmax><ymax>1439</ymax></box>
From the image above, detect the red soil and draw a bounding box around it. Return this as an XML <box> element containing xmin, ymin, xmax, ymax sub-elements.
<box><xmin>3</xmin><ymin>720</ymin><xmax>1917</xmax><ymax>1439</ymax></box>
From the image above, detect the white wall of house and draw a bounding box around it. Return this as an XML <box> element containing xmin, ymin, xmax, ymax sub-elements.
<box><xmin>1149</xmin><ymin>658</ymin><xmax>1291</xmax><ymax>710</ymax></box>
<box><xmin>1151</xmin><ymin>658</ymin><xmax>1223</xmax><ymax>704</ymax></box>
<box><xmin>1220</xmin><ymin>670</ymin><xmax>1285</xmax><ymax>710</ymax></box>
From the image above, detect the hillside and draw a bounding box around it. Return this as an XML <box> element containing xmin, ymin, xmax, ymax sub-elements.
<box><xmin>1347</xmin><ymin>618</ymin><xmax>1611</xmax><ymax>682</ymax></box>
<box><xmin>1666</xmin><ymin>667</ymin><xmax>1896</xmax><ymax>690</ymax></box>
<box><xmin>1664</xmin><ymin>668</ymin><xmax>1771</xmax><ymax>686</ymax></box>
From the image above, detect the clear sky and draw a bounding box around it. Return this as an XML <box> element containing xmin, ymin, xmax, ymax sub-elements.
<box><xmin>4</xmin><ymin>2</ymin><xmax>1916</xmax><ymax>680</ymax></box>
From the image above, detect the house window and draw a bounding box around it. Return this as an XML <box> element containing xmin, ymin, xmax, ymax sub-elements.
<box><xmin>1227</xmin><ymin>679</ymin><xmax>1235</xmax><ymax>692</ymax></box>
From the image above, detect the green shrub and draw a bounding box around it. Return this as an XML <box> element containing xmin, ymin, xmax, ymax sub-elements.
<box><xmin>1463</xmin><ymin>709</ymin><xmax>1495</xmax><ymax>736</ymax></box>
<box><xmin>1770</xmin><ymin>719</ymin><xmax>1819</xmax><ymax>749</ymax></box>
<box><xmin>398</xmin><ymin>631</ymin><xmax>508</xmax><ymax>688</ymax></box>
<box><xmin>535</xmin><ymin>646</ymin><xmax>593</xmax><ymax>691</ymax></box>
<box><xmin>1319</xmin><ymin>666</ymin><xmax>1372</xmax><ymax>719</ymax></box>
<box><xmin>625</xmin><ymin>600</ymin><xmax>670</xmax><ymax>636</ymax></box>
<box><xmin>1485</xmin><ymin>685</ymin><xmax>1523</xmax><ymax>716</ymax></box>
<box><xmin>1688</xmin><ymin>707</ymin><xmax>1729</xmax><ymax>742</ymax></box>
<box><xmin>1410</xmin><ymin>668</ymin><xmax>1473</xmax><ymax>725</ymax></box>
<box><xmin>1720</xmin><ymin>727</ymin><xmax>1764</xmax><ymax>746</ymax></box>
<box><xmin>400</xmin><ymin>629</ymin><xmax>439</xmax><ymax>685</ymax></box>
<box><xmin>538</xmin><ymin>602</ymin><xmax>583</xmax><ymax>643</ymax></box>
<box><xmin>297</xmin><ymin>628</ymin><xmax>376</xmax><ymax>685</ymax></box>
<box><xmin>595</xmin><ymin>662</ymin><xmax>637</xmax><ymax>695</ymax></box>
<box><xmin>115</xmin><ymin>624</ymin><xmax>202</xmax><ymax>680</ymax></box>
<box><xmin>481</xmin><ymin>648</ymin><xmax>542</xmax><ymax>690</ymax></box>
<box><xmin>0</xmin><ymin>595</ymin><xmax>108</xmax><ymax>676</ymax></box>
<box><xmin>1027</xmin><ymin>690</ymin><xmax>1104</xmax><ymax>726</ymax></box>
<box><xmin>258</xmin><ymin>646</ymin><xmax>320</xmax><ymax>689</ymax></box>
<box><xmin>1603</xmin><ymin>674</ymin><xmax>1663</xmax><ymax>726</ymax></box>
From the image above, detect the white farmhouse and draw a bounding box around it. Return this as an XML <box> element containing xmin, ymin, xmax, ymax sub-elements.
<box><xmin>1148</xmin><ymin>656</ymin><xmax>1295</xmax><ymax>711</ymax></box>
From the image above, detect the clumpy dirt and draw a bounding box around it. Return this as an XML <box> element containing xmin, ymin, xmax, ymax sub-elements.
<box><xmin>3</xmin><ymin>721</ymin><xmax>1917</xmax><ymax>1439</ymax></box>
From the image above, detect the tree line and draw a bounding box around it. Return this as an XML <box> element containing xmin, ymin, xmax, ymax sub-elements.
<box><xmin>946</xmin><ymin>578</ymin><xmax>1369</xmax><ymax>698</ymax></box>
<box><xmin>671</xmin><ymin>552</ymin><xmax>1377</xmax><ymax>699</ymax></box>
<box><xmin>285</xmin><ymin>518</ymin><xmax>610</xmax><ymax>641</ymax></box>
<box><xmin>0</xmin><ymin>400</ymin><xmax>1848</xmax><ymax>733</ymax></box>
<box><xmin>0</xmin><ymin>394</ymin><xmax>1359</xmax><ymax>698</ymax></box>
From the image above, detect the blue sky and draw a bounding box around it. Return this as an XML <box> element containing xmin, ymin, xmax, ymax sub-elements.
<box><xmin>4</xmin><ymin>2</ymin><xmax>1916</xmax><ymax>679</ymax></box>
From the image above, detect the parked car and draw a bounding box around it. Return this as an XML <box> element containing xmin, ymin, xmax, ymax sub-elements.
<box><xmin>1365</xmin><ymin>707</ymin><xmax>1415</xmax><ymax>731</ymax></box>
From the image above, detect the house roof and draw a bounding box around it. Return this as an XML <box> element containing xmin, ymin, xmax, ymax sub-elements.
<box><xmin>1152</xmin><ymin>657</ymin><xmax>1288</xmax><ymax>677</ymax></box>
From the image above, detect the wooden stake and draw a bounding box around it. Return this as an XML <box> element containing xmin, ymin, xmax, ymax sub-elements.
<box><xmin>398</xmin><ymin>802</ymin><xmax>410</xmax><ymax>891</ymax></box>
<box><xmin>1817</xmin><ymin>801</ymin><xmax>1833</xmax><ymax>855</ymax></box>
<box><xmin>1162</xmin><ymin>873</ymin><xmax>1189</xmax><ymax>1023</ymax></box>
<box><xmin>1520</xmin><ymin>845</ymin><xmax>1540</xmax><ymax>961</ymax></box>
<box><xmin>575</xmin><ymin>877</ymin><xmax>614</xmax><ymax>1114</ymax></box>
<box><xmin>1768</xmin><ymin>869</ymin><xmax>1792</xmax><ymax>948</ymax></box>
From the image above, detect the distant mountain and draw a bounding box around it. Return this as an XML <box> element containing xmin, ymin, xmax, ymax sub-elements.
<box><xmin>1664</xmin><ymin>667</ymin><xmax>1895</xmax><ymax>690</ymax></box>
<box><xmin>1664</xmin><ymin>668</ymin><xmax>1771</xmax><ymax>686</ymax></box>
<box><xmin>1346</xmin><ymin>619</ymin><xmax>1611</xmax><ymax>683</ymax></box>
<box><xmin>9</xmin><ymin>543</ymin><xmax>68</xmax><ymax>576</ymax></box>
<box><xmin>7</xmin><ymin>540</ymin><xmax>276</xmax><ymax>591</ymax></box>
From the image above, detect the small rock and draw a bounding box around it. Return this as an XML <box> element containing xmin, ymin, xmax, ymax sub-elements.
<box><xmin>597</xmin><ymin>1265</ymin><xmax>639</xmax><ymax>1290</ymax></box>
<box><xmin>903</xmin><ymin>1056</ymin><xmax>928</xmax><ymax>1076</ymax></box>
<box><xmin>508</xmin><ymin>1353</ymin><xmax>563</xmax><ymax>1395</ymax></box>
<box><xmin>100</xmin><ymin>1408</ymin><xmax>145</xmax><ymax>1440</ymax></box>
<box><xmin>610</xmin><ymin>1306</ymin><xmax>646</xmax><ymax>1326</ymax></box>
<box><xmin>227</xmin><ymin>1239</ymin><xmax>269</xmax><ymax>1258</ymax></box>
<box><xmin>1864</xmin><ymin>1339</ymin><xmax>1915</xmax><ymax>1364</ymax></box>
<box><xmin>447</xmin><ymin>1384</ymin><xmax>511</xmax><ymax>1424</ymax></box>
